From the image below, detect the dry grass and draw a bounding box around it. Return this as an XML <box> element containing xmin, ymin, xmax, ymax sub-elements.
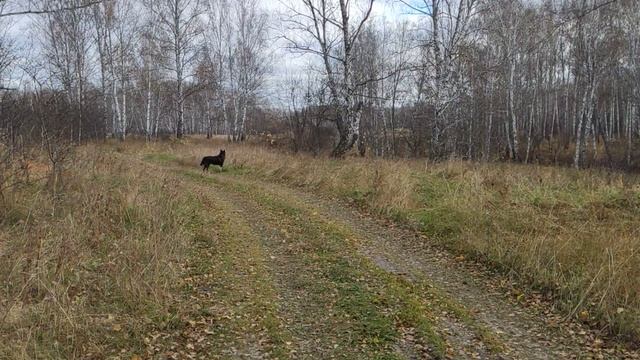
<box><xmin>0</xmin><ymin>143</ymin><xmax>197</xmax><ymax>358</ymax></box>
<box><xmin>2</xmin><ymin>136</ymin><xmax>637</xmax><ymax>356</ymax></box>
<box><xmin>160</xmin><ymin>137</ymin><xmax>640</xmax><ymax>343</ymax></box>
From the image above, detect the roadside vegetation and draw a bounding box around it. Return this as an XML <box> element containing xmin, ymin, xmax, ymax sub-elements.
<box><xmin>0</xmin><ymin>143</ymin><xmax>198</xmax><ymax>358</ymax></box>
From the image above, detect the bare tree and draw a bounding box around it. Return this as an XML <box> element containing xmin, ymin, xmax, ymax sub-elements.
<box><xmin>283</xmin><ymin>0</ymin><xmax>374</xmax><ymax>157</ymax></box>
<box><xmin>230</xmin><ymin>0</ymin><xmax>269</xmax><ymax>141</ymax></box>
<box><xmin>138</xmin><ymin>1</ymin><xmax>163</xmax><ymax>140</ymax></box>
<box><xmin>0</xmin><ymin>15</ymin><xmax>15</xmax><ymax>91</ymax></box>
<box><xmin>150</xmin><ymin>0</ymin><xmax>203</xmax><ymax>138</ymax></box>
<box><xmin>0</xmin><ymin>0</ymin><xmax>103</xmax><ymax>18</ymax></box>
<box><xmin>482</xmin><ymin>0</ymin><xmax>529</xmax><ymax>160</ymax></box>
<box><xmin>92</xmin><ymin>0</ymin><xmax>139</xmax><ymax>140</ymax></box>
<box><xmin>3</xmin><ymin>0</ymin><xmax>640</xmax><ymax>171</ymax></box>
<box><xmin>38</xmin><ymin>0</ymin><xmax>94</xmax><ymax>142</ymax></box>
<box><xmin>567</xmin><ymin>0</ymin><xmax>620</xmax><ymax>168</ymax></box>
<box><xmin>402</xmin><ymin>0</ymin><xmax>479</xmax><ymax>158</ymax></box>
<box><xmin>205</xmin><ymin>0</ymin><xmax>231</xmax><ymax>139</ymax></box>
<box><xmin>379</xmin><ymin>19</ymin><xmax>412</xmax><ymax>156</ymax></box>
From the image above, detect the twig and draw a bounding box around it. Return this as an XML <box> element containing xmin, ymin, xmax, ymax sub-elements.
<box><xmin>0</xmin><ymin>0</ymin><xmax>105</xmax><ymax>18</ymax></box>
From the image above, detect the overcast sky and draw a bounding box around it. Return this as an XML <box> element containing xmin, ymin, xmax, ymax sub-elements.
<box><xmin>264</xmin><ymin>0</ymin><xmax>421</xmax><ymax>105</ymax></box>
<box><xmin>1</xmin><ymin>0</ymin><xmax>422</xmax><ymax>105</ymax></box>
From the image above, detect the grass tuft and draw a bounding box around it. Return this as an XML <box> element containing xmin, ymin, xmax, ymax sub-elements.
<box><xmin>0</xmin><ymin>146</ymin><xmax>196</xmax><ymax>358</ymax></box>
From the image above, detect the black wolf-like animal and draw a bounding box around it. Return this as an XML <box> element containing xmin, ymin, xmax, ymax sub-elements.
<box><xmin>200</xmin><ymin>149</ymin><xmax>226</xmax><ymax>171</ymax></box>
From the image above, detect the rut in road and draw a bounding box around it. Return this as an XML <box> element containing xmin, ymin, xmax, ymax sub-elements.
<box><xmin>143</xmin><ymin>156</ymin><xmax>638</xmax><ymax>359</ymax></box>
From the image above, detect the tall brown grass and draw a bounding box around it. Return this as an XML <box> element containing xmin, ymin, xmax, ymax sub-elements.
<box><xmin>4</xmin><ymin>137</ymin><xmax>636</xmax><ymax>355</ymax></box>
<box><xmin>0</xmin><ymin>143</ymin><xmax>196</xmax><ymax>358</ymax></box>
<box><xmin>165</xmin><ymin>137</ymin><xmax>640</xmax><ymax>343</ymax></box>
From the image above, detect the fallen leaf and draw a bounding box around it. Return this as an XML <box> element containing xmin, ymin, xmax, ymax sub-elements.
<box><xmin>578</xmin><ymin>310</ymin><xmax>589</xmax><ymax>322</ymax></box>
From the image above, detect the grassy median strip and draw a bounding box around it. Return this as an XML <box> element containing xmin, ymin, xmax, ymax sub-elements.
<box><xmin>155</xmin><ymin>189</ymin><xmax>291</xmax><ymax>358</ymax></box>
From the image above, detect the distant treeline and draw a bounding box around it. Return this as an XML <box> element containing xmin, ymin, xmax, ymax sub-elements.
<box><xmin>1</xmin><ymin>0</ymin><xmax>639</xmax><ymax>170</ymax></box>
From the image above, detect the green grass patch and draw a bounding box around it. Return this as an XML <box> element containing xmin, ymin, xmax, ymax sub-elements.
<box><xmin>177</xmin><ymin>188</ymin><xmax>290</xmax><ymax>358</ymax></box>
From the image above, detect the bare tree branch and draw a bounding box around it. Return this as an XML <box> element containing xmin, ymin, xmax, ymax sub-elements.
<box><xmin>0</xmin><ymin>0</ymin><xmax>104</xmax><ymax>18</ymax></box>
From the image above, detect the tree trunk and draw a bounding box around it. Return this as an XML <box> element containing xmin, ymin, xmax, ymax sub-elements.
<box><xmin>508</xmin><ymin>59</ymin><xmax>519</xmax><ymax>160</ymax></box>
<box><xmin>145</xmin><ymin>68</ymin><xmax>153</xmax><ymax>141</ymax></box>
<box><xmin>332</xmin><ymin>105</ymin><xmax>362</xmax><ymax>157</ymax></box>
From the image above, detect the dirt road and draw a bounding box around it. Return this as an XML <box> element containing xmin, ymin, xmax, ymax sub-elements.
<box><xmin>141</xmin><ymin>155</ymin><xmax>637</xmax><ymax>359</ymax></box>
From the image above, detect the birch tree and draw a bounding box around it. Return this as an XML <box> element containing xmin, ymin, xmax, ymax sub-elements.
<box><xmin>283</xmin><ymin>0</ymin><xmax>374</xmax><ymax>157</ymax></box>
<box><xmin>0</xmin><ymin>17</ymin><xmax>14</xmax><ymax>91</ymax></box>
<box><xmin>0</xmin><ymin>0</ymin><xmax>103</xmax><ymax>18</ymax></box>
<box><xmin>39</xmin><ymin>0</ymin><xmax>93</xmax><ymax>141</ymax></box>
<box><xmin>140</xmin><ymin>2</ymin><xmax>163</xmax><ymax>140</ymax></box>
<box><xmin>205</xmin><ymin>0</ymin><xmax>232</xmax><ymax>139</ymax></box>
<box><xmin>151</xmin><ymin>0</ymin><xmax>203</xmax><ymax>138</ymax></box>
<box><xmin>569</xmin><ymin>0</ymin><xmax>620</xmax><ymax>168</ymax></box>
<box><xmin>93</xmin><ymin>0</ymin><xmax>138</xmax><ymax>140</ymax></box>
<box><xmin>402</xmin><ymin>0</ymin><xmax>478</xmax><ymax>158</ymax></box>
<box><xmin>4</xmin><ymin>0</ymin><xmax>640</xmax><ymax>169</ymax></box>
<box><xmin>230</xmin><ymin>0</ymin><xmax>269</xmax><ymax>141</ymax></box>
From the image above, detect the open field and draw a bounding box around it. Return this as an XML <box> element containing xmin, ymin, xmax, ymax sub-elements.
<box><xmin>1</xmin><ymin>138</ymin><xmax>639</xmax><ymax>359</ymax></box>
<box><xmin>174</xmin><ymin>138</ymin><xmax>640</xmax><ymax>342</ymax></box>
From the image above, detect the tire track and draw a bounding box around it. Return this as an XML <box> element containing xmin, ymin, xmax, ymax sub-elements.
<box><xmin>143</xmin><ymin>184</ymin><xmax>291</xmax><ymax>359</ymax></box>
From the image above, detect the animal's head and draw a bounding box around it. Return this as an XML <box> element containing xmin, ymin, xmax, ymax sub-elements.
<box><xmin>219</xmin><ymin>149</ymin><xmax>226</xmax><ymax>157</ymax></box>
